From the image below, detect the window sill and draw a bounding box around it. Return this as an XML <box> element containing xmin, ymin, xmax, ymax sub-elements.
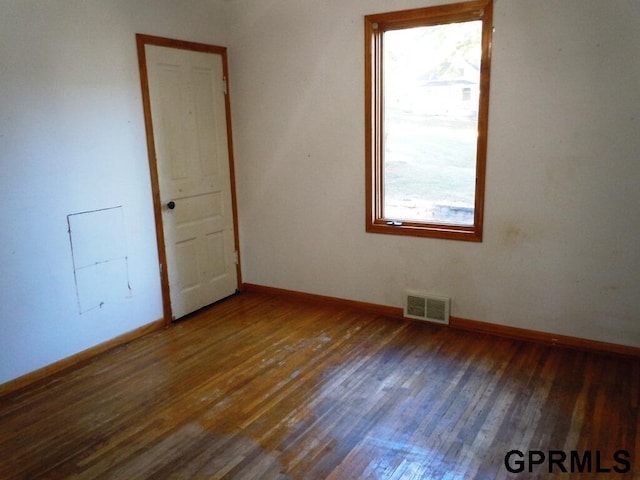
<box><xmin>366</xmin><ymin>219</ymin><xmax>483</xmax><ymax>242</ymax></box>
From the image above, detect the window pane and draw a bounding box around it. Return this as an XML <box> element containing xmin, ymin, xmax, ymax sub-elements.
<box><xmin>383</xmin><ymin>21</ymin><xmax>482</xmax><ymax>225</ymax></box>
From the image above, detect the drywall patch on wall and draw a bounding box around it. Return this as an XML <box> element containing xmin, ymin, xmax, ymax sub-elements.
<box><xmin>67</xmin><ymin>206</ymin><xmax>132</xmax><ymax>314</ymax></box>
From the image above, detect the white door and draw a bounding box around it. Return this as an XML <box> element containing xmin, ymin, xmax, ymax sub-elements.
<box><xmin>145</xmin><ymin>44</ymin><xmax>238</xmax><ymax>320</ymax></box>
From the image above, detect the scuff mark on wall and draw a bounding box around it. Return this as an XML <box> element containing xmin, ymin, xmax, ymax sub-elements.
<box><xmin>501</xmin><ymin>224</ymin><xmax>528</xmax><ymax>248</ymax></box>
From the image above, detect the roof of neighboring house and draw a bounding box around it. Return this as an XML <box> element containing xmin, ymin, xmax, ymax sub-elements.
<box><xmin>419</xmin><ymin>59</ymin><xmax>480</xmax><ymax>87</ymax></box>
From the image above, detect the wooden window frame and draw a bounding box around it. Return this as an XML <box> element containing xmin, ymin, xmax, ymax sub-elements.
<box><xmin>365</xmin><ymin>0</ymin><xmax>493</xmax><ymax>242</ymax></box>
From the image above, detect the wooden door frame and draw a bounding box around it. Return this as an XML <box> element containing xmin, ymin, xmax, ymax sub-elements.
<box><xmin>136</xmin><ymin>33</ymin><xmax>242</xmax><ymax>326</ymax></box>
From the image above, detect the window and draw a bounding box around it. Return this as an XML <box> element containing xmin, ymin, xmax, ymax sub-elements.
<box><xmin>365</xmin><ymin>0</ymin><xmax>493</xmax><ymax>241</ymax></box>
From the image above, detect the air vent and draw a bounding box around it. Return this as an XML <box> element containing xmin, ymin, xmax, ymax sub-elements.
<box><xmin>404</xmin><ymin>290</ymin><xmax>450</xmax><ymax>324</ymax></box>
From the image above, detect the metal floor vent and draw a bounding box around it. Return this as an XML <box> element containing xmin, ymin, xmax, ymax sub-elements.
<box><xmin>404</xmin><ymin>291</ymin><xmax>450</xmax><ymax>324</ymax></box>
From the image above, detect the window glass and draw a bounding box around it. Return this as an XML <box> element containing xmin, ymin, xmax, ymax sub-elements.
<box><xmin>365</xmin><ymin>1</ymin><xmax>493</xmax><ymax>241</ymax></box>
<box><xmin>383</xmin><ymin>21</ymin><xmax>482</xmax><ymax>225</ymax></box>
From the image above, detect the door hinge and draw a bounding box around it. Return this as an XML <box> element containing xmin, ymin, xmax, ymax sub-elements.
<box><xmin>234</xmin><ymin>251</ymin><xmax>239</xmax><ymax>265</ymax></box>
<box><xmin>223</xmin><ymin>76</ymin><xmax>228</xmax><ymax>95</ymax></box>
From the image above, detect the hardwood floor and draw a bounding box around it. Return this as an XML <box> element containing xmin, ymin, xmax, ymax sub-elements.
<box><xmin>1</xmin><ymin>291</ymin><xmax>638</xmax><ymax>479</ymax></box>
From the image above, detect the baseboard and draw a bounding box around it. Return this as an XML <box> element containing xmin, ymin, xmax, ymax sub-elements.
<box><xmin>241</xmin><ymin>283</ymin><xmax>403</xmax><ymax>318</ymax></box>
<box><xmin>5</xmin><ymin>287</ymin><xmax>634</xmax><ymax>399</ymax></box>
<box><xmin>240</xmin><ymin>283</ymin><xmax>640</xmax><ymax>358</ymax></box>
<box><xmin>0</xmin><ymin>318</ymin><xmax>166</xmax><ymax>398</ymax></box>
<box><xmin>448</xmin><ymin>317</ymin><xmax>640</xmax><ymax>358</ymax></box>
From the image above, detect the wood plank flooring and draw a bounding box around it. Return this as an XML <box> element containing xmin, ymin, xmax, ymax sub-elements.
<box><xmin>1</xmin><ymin>291</ymin><xmax>638</xmax><ymax>479</ymax></box>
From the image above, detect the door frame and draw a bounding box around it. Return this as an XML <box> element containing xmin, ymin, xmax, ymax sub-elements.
<box><xmin>136</xmin><ymin>33</ymin><xmax>242</xmax><ymax>326</ymax></box>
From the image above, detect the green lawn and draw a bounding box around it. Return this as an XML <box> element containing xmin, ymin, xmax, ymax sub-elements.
<box><xmin>384</xmin><ymin>108</ymin><xmax>477</xmax><ymax>224</ymax></box>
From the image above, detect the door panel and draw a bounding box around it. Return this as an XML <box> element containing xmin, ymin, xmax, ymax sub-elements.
<box><xmin>144</xmin><ymin>43</ymin><xmax>238</xmax><ymax>320</ymax></box>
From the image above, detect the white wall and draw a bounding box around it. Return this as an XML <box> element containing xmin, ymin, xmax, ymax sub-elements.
<box><xmin>0</xmin><ymin>0</ymin><xmax>230</xmax><ymax>384</ymax></box>
<box><xmin>226</xmin><ymin>0</ymin><xmax>640</xmax><ymax>347</ymax></box>
<box><xmin>2</xmin><ymin>0</ymin><xmax>638</xmax><ymax>385</ymax></box>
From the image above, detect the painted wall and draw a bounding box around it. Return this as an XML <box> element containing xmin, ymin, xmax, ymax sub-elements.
<box><xmin>2</xmin><ymin>0</ymin><xmax>638</xmax><ymax>385</ymax></box>
<box><xmin>226</xmin><ymin>0</ymin><xmax>640</xmax><ymax>347</ymax></box>
<box><xmin>0</xmin><ymin>0</ymin><xmax>229</xmax><ymax>384</ymax></box>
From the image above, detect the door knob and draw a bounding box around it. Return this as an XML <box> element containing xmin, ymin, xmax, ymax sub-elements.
<box><xmin>167</xmin><ymin>201</ymin><xmax>176</xmax><ymax>210</ymax></box>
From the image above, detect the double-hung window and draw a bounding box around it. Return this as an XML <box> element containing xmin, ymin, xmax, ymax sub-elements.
<box><xmin>365</xmin><ymin>0</ymin><xmax>493</xmax><ymax>241</ymax></box>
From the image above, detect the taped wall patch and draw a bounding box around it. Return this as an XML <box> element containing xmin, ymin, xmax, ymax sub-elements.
<box><xmin>67</xmin><ymin>206</ymin><xmax>132</xmax><ymax>314</ymax></box>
